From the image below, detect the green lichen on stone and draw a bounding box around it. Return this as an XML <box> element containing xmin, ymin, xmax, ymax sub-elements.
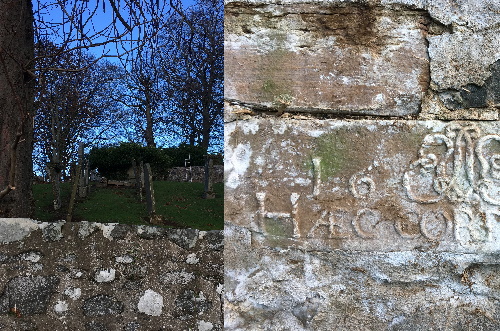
<box><xmin>312</xmin><ymin>128</ymin><xmax>370</xmax><ymax>180</ymax></box>
<box><xmin>262</xmin><ymin>79</ymin><xmax>278</xmax><ymax>94</ymax></box>
<box><xmin>315</xmin><ymin>134</ymin><xmax>351</xmax><ymax>179</ymax></box>
<box><xmin>258</xmin><ymin>48</ymin><xmax>294</xmax><ymax>103</ymax></box>
<box><xmin>264</xmin><ymin>217</ymin><xmax>292</xmax><ymax>238</ymax></box>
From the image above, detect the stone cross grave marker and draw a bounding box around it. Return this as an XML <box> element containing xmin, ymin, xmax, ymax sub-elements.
<box><xmin>78</xmin><ymin>155</ymin><xmax>89</xmax><ymax>198</ymax></box>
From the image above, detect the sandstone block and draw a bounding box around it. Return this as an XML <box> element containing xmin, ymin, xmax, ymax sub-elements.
<box><xmin>225</xmin><ymin>117</ymin><xmax>500</xmax><ymax>253</ymax></box>
<box><xmin>225</xmin><ymin>3</ymin><xmax>430</xmax><ymax>116</ymax></box>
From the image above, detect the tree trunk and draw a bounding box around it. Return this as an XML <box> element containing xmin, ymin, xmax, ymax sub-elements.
<box><xmin>144</xmin><ymin>102</ymin><xmax>156</xmax><ymax>148</ymax></box>
<box><xmin>0</xmin><ymin>0</ymin><xmax>35</xmax><ymax>217</ymax></box>
<box><xmin>49</xmin><ymin>166</ymin><xmax>62</xmax><ymax>211</ymax></box>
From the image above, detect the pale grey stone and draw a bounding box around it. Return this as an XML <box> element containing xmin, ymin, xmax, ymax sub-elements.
<box><xmin>0</xmin><ymin>219</ymin><xmax>38</xmax><ymax>243</ymax></box>
<box><xmin>165</xmin><ymin>228</ymin><xmax>199</xmax><ymax>249</ymax></box>
<box><xmin>40</xmin><ymin>221</ymin><xmax>64</xmax><ymax>241</ymax></box>
<box><xmin>95</xmin><ymin>268</ymin><xmax>116</xmax><ymax>283</ymax></box>
<box><xmin>137</xmin><ymin>289</ymin><xmax>163</xmax><ymax>316</ymax></box>
<box><xmin>428</xmin><ymin>30</ymin><xmax>500</xmax><ymax>90</ymax></box>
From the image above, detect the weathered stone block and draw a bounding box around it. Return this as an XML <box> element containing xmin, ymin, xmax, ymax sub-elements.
<box><xmin>225</xmin><ymin>3</ymin><xmax>430</xmax><ymax>116</ymax></box>
<box><xmin>428</xmin><ymin>30</ymin><xmax>500</xmax><ymax>91</ymax></box>
<box><xmin>225</xmin><ymin>117</ymin><xmax>500</xmax><ymax>253</ymax></box>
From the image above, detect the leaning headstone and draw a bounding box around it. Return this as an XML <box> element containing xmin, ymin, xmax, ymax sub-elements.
<box><xmin>140</xmin><ymin>161</ymin><xmax>145</xmax><ymax>200</ymax></box>
<box><xmin>84</xmin><ymin>162</ymin><xmax>89</xmax><ymax>194</ymax></box>
<box><xmin>77</xmin><ymin>144</ymin><xmax>87</xmax><ymax>198</ymax></box>
<box><xmin>143</xmin><ymin>163</ymin><xmax>161</xmax><ymax>225</ymax></box>
<box><xmin>203</xmin><ymin>155</ymin><xmax>215</xmax><ymax>199</ymax></box>
<box><xmin>68</xmin><ymin>143</ymin><xmax>84</xmax><ymax>222</ymax></box>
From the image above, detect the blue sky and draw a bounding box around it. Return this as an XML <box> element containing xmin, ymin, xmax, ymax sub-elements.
<box><xmin>32</xmin><ymin>0</ymin><xmax>221</xmax><ymax>176</ymax></box>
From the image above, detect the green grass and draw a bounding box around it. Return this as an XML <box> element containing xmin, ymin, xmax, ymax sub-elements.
<box><xmin>154</xmin><ymin>182</ymin><xmax>223</xmax><ymax>230</ymax></box>
<box><xmin>33</xmin><ymin>181</ymin><xmax>223</xmax><ymax>230</ymax></box>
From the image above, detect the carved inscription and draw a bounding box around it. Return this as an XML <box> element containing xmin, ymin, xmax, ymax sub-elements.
<box><xmin>403</xmin><ymin>123</ymin><xmax>500</xmax><ymax>206</ymax></box>
<box><xmin>226</xmin><ymin>119</ymin><xmax>500</xmax><ymax>252</ymax></box>
<box><xmin>403</xmin><ymin>123</ymin><xmax>499</xmax><ymax>246</ymax></box>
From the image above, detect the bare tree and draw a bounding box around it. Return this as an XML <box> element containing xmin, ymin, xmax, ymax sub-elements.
<box><xmin>115</xmin><ymin>49</ymin><xmax>164</xmax><ymax>147</ymax></box>
<box><xmin>161</xmin><ymin>0</ymin><xmax>223</xmax><ymax>151</ymax></box>
<box><xmin>34</xmin><ymin>40</ymin><xmax>122</xmax><ymax>210</ymax></box>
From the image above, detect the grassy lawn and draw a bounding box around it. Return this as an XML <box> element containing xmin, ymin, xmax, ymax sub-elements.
<box><xmin>33</xmin><ymin>181</ymin><xmax>223</xmax><ymax>230</ymax></box>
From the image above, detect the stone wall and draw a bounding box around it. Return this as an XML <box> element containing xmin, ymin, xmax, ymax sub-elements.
<box><xmin>167</xmin><ymin>166</ymin><xmax>224</xmax><ymax>183</ymax></box>
<box><xmin>0</xmin><ymin>219</ymin><xmax>223</xmax><ymax>330</ymax></box>
<box><xmin>224</xmin><ymin>0</ymin><xmax>499</xmax><ymax>330</ymax></box>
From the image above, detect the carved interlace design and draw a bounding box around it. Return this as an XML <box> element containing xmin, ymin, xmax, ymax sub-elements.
<box><xmin>403</xmin><ymin>123</ymin><xmax>500</xmax><ymax>206</ymax></box>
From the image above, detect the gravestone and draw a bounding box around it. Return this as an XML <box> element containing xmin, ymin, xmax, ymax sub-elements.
<box><xmin>132</xmin><ymin>159</ymin><xmax>144</xmax><ymax>202</ymax></box>
<box><xmin>203</xmin><ymin>155</ymin><xmax>215</xmax><ymax>199</ymax></box>
<box><xmin>185</xmin><ymin>154</ymin><xmax>192</xmax><ymax>182</ymax></box>
<box><xmin>77</xmin><ymin>144</ymin><xmax>88</xmax><ymax>198</ymax></box>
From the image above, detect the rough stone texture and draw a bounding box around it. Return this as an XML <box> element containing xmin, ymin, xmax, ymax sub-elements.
<box><xmin>226</xmin><ymin>0</ymin><xmax>500</xmax><ymax>32</ymax></box>
<box><xmin>225</xmin><ymin>2</ymin><xmax>430</xmax><ymax>116</ymax></box>
<box><xmin>225</xmin><ymin>0</ymin><xmax>500</xmax><ymax>329</ymax></box>
<box><xmin>0</xmin><ymin>220</ymin><xmax>222</xmax><ymax>330</ymax></box>
<box><xmin>226</xmin><ymin>118</ymin><xmax>500</xmax><ymax>252</ymax></box>
<box><xmin>226</xmin><ymin>222</ymin><xmax>500</xmax><ymax>330</ymax></box>
<box><xmin>83</xmin><ymin>295</ymin><xmax>124</xmax><ymax>317</ymax></box>
<box><xmin>0</xmin><ymin>276</ymin><xmax>59</xmax><ymax>315</ymax></box>
<box><xmin>428</xmin><ymin>31</ymin><xmax>500</xmax><ymax>91</ymax></box>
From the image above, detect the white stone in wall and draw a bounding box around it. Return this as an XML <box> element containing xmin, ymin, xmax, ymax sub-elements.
<box><xmin>64</xmin><ymin>287</ymin><xmax>81</xmax><ymax>300</ymax></box>
<box><xmin>115</xmin><ymin>255</ymin><xmax>134</xmax><ymax>264</ymax></box>
<box><xmin>78</xmin><ymin>222</ymin><xmax>98</xmax><ymax>239</ymax></box>
<box><xmin>138</xmin><ymin>289</ymin><xmax>163</xmax><ymax>316</ymax></box>
<box><xmin>186</xmin><ymin>253</ymin><xmax>199</xmax><ymax>264</ymax></box>
<box><xmin>54</xmin><ymin>300</ymin><xmax>68</xmax><ymax>314</ymax></box>
<box><xmin>216</xmin><ymin>283</ymin><xmax>223</xmax><ymax>295</ymax></box>
<box><xmin>198</xmin><ymin>320</ymin><xmax>213</xmax><ymax>331</ymax></box>
<box><xmin>95</xmin><ymin>268</ymin><xmax>116</xmax><ymax>282</ymax></box>
<box><xmin>95</xmin><ymin>223</ymin><xmax>117</xmax><ymax>241</ymax></box>
<box><xmin>22</xmin><ymin>252</ymin><xmax>41</xmax><ymax>262</ymax></box>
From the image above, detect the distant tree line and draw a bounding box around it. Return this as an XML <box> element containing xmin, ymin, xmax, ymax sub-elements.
<box><xmin>88</xmin><ymin>142</ymin><xmax>213</xmax><ymax>180</ymax></box>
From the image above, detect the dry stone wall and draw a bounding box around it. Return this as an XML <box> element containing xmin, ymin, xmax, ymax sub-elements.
<box><xmin>167</xmin><ymin>166</ymin><xmax>224</xmax><ymax>183</ymax></box>
<box><xmin>224</xmin><ymin>0</ymin><xmax>499</xmax><ymax>329</ymax></box>
<box><xmin>0</xmin><ymin>219</ymin><xmax>223</xmax><ymax>330</ymax></box>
